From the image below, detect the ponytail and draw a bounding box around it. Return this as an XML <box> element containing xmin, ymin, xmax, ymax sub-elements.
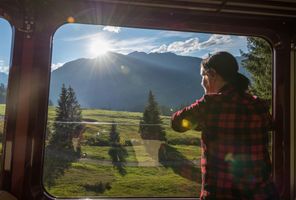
<box><xmin>231</xmin><ymin>72</ymin><xmax>250</xmax><ymax>94</ymax></box>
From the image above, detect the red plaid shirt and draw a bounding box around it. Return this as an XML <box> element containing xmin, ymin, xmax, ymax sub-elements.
<box><xmin>171</xmin><ymin>85</ymin><xmax>279</xmax><ymax>200</ymax></box>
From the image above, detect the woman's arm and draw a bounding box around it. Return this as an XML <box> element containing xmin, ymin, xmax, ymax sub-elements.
<box><xmin>170</xmin><ymin>95</ymin><xmax>208</xmax><ymax>132</ymax></box>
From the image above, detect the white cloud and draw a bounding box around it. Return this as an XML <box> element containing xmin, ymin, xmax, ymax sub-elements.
<box><xmin>150</xmin><ymin>34</ymin><xmax>246</xmax><ymax>56</ymax></box>
<box><xmin>110</xmin><ymin>37</ymin><xmax>158</xmax><ymax>54</ymax></box>
<box><xmin>103</xmin><ymin>26</ymin><xmax>121</xmax><ymax>33</ymax></box>
<box><xmin>199</xmin><ymin>35</ymin><xmax>247</xmax><ymax>56</ymax></box>
<box><xmin>51</xmin><ymin>62</ymin><xmax>65</xmax><ymax>71</ymax></box>
<box><xmin>0</xmin><ymin>66</ymin><xmax>9</xmax><ymax>74</ymax></box>
<box><xmin>198</xmin><ymin>34</ymin><xmax>231</xmax><ymax>50</ymax></box>
<box><xmin>168</xmin><ymin>38</ymin><xmax>199</xmax><ymax>53</ymax></box>
<box><xmin>0</xmin><ymin>60</ymin><xmax>8</xmax><ymax>74</ymax></box>
<box><xmin>151</xmin><ymin>44</ymin><xmax>168</xmax><ymax>53</ymax></box>
<box><xmin>150</xmin><ymin>38</ymin><xmax>199</xmax><ymax>54</ymax></box>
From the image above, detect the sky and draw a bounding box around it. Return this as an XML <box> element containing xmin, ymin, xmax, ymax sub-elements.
<box><xmin>0</xmin><ymin>17</ymin><xmax>249</xmax><ymax>74</ymax></box>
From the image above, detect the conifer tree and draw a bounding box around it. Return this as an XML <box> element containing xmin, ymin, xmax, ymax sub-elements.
<box><xmin>44</xmin><ymin>85</ymin><xmax>83</xmax><ymax>188</ymax></box>
<box><xmin>49</xmin><ymin>84</ymin><xmax>83</xmax><ymax>153</ymax></box>
<box><xmin>67</xmin><ymin>86</ymin><xmax>83</xmax><ymax>153</ymax></box>
<box><xmin>109</xmin><ymin>123</ymin><xmax>120</xmax><ymax>144</ymax></box>
<box><xmin>240</xmin><ymin>37</ymin><xmax>272</xmax><ymax>103</ymax></box>
<box><xmin>139</xmin><ymin>90</ymin><xmax>166</xmax><ymax>141</ymax></box>
<box><xmin>67</xmin><ymin>87</ymin><xmax>83</xmax><ymax>134</ymax></box>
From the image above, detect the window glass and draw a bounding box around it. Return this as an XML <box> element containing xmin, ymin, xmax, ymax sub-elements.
<box><xmin>0</xmin><ymin>17</ymin><xmax>12</xmax><ymax>184</ymax></box>
<box><xmin>44</xmin><ymin>23</ymin><xmax>272</xmax><ymax>197</ymax></box>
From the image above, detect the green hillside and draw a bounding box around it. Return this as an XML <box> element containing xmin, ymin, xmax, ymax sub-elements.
<box><xmin>44</xmin><ymin>106</ymin><xmax>202</xmax><ymax>198</ymax></box>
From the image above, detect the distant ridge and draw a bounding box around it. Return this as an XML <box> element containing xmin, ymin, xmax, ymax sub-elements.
<box><xmin>50</xmin><ymin>52</ymin><xmax>248</xmax><ymax>111</ymax></box>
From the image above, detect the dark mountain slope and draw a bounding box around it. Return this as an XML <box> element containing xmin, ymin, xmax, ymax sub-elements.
<box><xmin>50</xmin><ymin>52</ymin><xmax>246</xmax><ymax>110</ymax></box>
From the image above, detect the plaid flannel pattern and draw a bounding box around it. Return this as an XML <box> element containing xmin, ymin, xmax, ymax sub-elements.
<box><xmin>171</xmin><ymin>85</ymin><xmax>278</xmax><ymax>200</ymax></box>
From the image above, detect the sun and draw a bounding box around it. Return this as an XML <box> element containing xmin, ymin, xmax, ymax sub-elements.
<box><xmin>89</xmin><ymin>38</ymin><xmax>111</xmax><ymax>57</ymax></box>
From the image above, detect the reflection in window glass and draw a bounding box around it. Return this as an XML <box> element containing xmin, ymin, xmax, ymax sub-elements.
<box><xmin>43</xmin><ymin>24</ymin><xmax>272</xmax><ymax>197</ymax></box>
<box><xmin>0</xmin><ymin>17</ymin><xmax>12</xmax><ymax>185</ymax></box>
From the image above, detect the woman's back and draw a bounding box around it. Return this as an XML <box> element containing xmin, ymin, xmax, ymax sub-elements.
<box><xmin>171</xmin><ymin>51</ymin><xmax>279</xmax><ymax>199</ymax></box>
<box><xmin>199</xmin><ymin>86</ymin><xmax>274</xmax><ymax>199</ymax></box>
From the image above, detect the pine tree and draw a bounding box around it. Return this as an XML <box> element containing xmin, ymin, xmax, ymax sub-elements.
<box><xmin>67</xmin><ymin>86</ymin><xmax>83</xmax><ymax>153</ymax></box>
<box><xmin>49</xmin><ymin>85</ymin><xmax>83</xmax><ymax>154</ymax></box>
<box><xmin>67</xmin><ymin>86</ymin><xmax>83</xmax><ymax>136</ymax></box>
<box><xmin>50</xmin><ymin>85</ymin><xmax>69</xmax><ymax>149</ymax></box>
<box><xmin>109</xmin><ymin>123</ymin><xmax>120</xmax><ymax>144</ymax></box>
<box><xmin>139</xmin><ymin>90</ymin><xmax>166</xmax><ymax>141</ymax></box>
<box><xmin>44</xmin><ymin>85</ymin><xmax>83</xmax><ymax>188</ymax></box>
<box><xmin>240</xmin><ymin>37</ymin><xmax>272</xmax><ymax>103</ymax></box>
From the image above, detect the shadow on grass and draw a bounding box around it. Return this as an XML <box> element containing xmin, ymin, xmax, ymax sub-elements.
<box><xmin>43</xmin><ymin>147</ymin><xmax>80</xmax><ymax>189</ymax></box>
<box><xmin>109</xmin><ymin>145</ymin><xmax>128</xmax><ymax>176</ymax></box>
<box><xmin>84</xmin><ymin>181</ymin><xmax>111</xmax><ymax>193</ymax></box>
<box><xmin>158</xmin><ymin>143</ymin><xmax>201</xmax><ymax>183</ymax></box>
<box><xmin>83</xmin><ymin>118</ymin><xmax>98</xmax><ymax>122</ymax></box>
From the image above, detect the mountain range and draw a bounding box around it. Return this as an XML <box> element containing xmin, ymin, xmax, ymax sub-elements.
<box><xmin>0</xmin><ymin>52</ymin><xmax>249</xmax><ymax>112</ymax></box>
<box><xmin>49</xmin><ymin>51</ymin><xmax>249</xmax><ymax>112</ymax></box>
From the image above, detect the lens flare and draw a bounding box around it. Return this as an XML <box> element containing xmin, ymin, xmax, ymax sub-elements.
<box><xmin>225</xmin><ymin>152</ymin><xmax>234</xmax><ymax>162</ymax></box>
<box><xmin>67</xmin><ymin>16</ymin><xmax>75</xmax><ymax>23</ymax></box>
<box><xmin>182</xmin><ymin>119</ymin><xmax>191</xmax><ymax>128</ymax></box>
<box><xmin>120</xmin><ymin>65</ymin><xmax>130</xmax><ymax>74</ymax></box>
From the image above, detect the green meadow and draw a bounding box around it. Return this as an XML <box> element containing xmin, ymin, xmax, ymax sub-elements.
<box><xmin>44</xmin><ymin>106</ymin><xmax>202</xmax><ymax>198</ymax></box>
<box><xmin>49</xmin><ymin>162</ymin><xmax>200</xmax><ymax>198</ymax></box>
<box><xmin>0</xmin><ymin>104</ymin><xmax>274</xmax><ymax>198</ymax></box>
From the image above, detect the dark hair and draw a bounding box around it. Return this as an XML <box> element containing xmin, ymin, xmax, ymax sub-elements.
<box><xmin>201</xmin><ymin>51</ymin><xmax>250</xmax><ymax>94</ymax></box>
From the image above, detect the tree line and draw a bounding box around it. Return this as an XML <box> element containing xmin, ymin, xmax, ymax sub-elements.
<box><xmin>240</xmin><ymin>37</ymin><xmax>272</xmax><ymax>103</ymax></box>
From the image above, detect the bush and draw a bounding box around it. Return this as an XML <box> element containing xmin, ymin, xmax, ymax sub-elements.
<box><xmin>95</xmin><ymin>139</ymin><xmax>110</xmax><ymax>146</ymax></box>
<box><xmin>82</xmin><ymin>134</ymin><xmax>96</xmax><ymax>145</ymax></box>
<box><xmin>124</xmin><ymin>140</ymin><xmax>133</xmax><ymax>146</ymax></box>
<box><xmin>83</xmin><ymin>133</ymin><xmax>133</xmax><ymax>146</ymax></box>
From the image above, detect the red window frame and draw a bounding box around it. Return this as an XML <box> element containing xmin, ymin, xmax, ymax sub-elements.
<box><xmin>0</xmin><ymin>1</ymin><xmax>294</xmax><ymax>199</ymax></box>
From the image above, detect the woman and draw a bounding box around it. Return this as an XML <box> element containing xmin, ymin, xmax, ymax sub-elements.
<box><xmin>171</xmin><ymin>52</ymin><xmax>279</xmax><ymax>199</ymax></box>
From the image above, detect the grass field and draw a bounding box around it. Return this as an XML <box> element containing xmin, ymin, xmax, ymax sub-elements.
<box><xmin>81</xmin><ymin>144</ymin><xmax>201</xmax><ymax>162</ymax></box>
<box><xmin>0</xmin><ymin>104</ymin><xmax>274</xmax><ymax>198</ymax></box>
<box><xmin>44</xmin><ymin>106</ymin><xmax>202</xmax><ymax>198</ymax></box>
<box><xmin>48</xmin><ymin>106</ymin><xmax>201</xmax><ymax>143</ymax></box>
<box><xmin>48</xmin><ymin>162</ymin><xmax>200</xmax><ymax>198</ymax></box>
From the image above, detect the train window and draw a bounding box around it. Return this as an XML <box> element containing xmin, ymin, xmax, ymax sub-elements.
<box><xmin>43</xmin><ymin>23</ymin><xmax>272</xmax><ymax>198</ymax></box>
<box><xmin>0</xmin><ymin>18</ymin><xmax>12</xmax><ymax>184</ymax></box>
